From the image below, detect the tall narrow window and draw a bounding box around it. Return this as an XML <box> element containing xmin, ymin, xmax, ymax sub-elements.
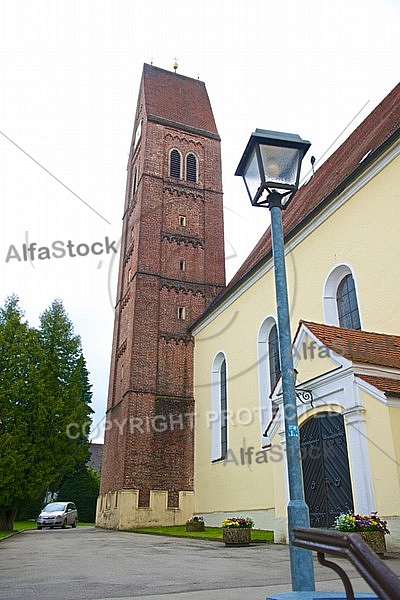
<box><xmin>268</xmin><ymin>324</ymin><xmax>281</xmax><ymax>389</ymax></box>
<box><xmin>211</xmin><ymin>352</ymin><xmax>228</xmax><ymax>461</ymax></box>
<box><xmin>132</xmin><ymin>167</ymin><xmax>138</xmax><ymax>197</ymax></box>
<box><xmin>169</xmin><ymin>149</ymin><xmax>181</xmax><ymax>178</ymax></box>
<box><xmin>177</xmin><ymin>306</ymin><xmax>186</xmax><ymax>320</ymax></box>
<box><xmin>220</xmin><ymin>359</ymin><xmax>227</xmax><ymax>458</ymax></box>
<box><xmin>179</xmin><ymin>259</ymin><xmax>186</xmax><ymax>271</ymax></box>
<box><xmin>179</xmin><ymin>215</ymin><xmax>186</xmax><ymax>226</ymax></box>
<box><xmin>337</xmin><ymin>274</ymin><xmax>361</xmax><ymax>330</ymax></box>
<box><xmin>186</xmin><ymin>153</ymin><xmax>197</xmax><ymax>182</ymax></box>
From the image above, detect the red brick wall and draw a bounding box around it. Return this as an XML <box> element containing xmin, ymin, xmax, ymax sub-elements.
<box><xmin>101</xmin><ymin>65</ymin><xmax>225</xmax><ymax>506</ymax></box>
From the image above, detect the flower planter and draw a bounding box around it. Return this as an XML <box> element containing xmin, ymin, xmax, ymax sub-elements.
<box><xmin>222</xmin><ymin>527</ymin><xmax>251</xmax><ymax>547</ymax></box>
<box><xmin>357</xmin><ymin>531</ymin><xmax>386</xmax><ymax>556</ymax></box>
<box><xmin>185</xmin><ymin>521</ymin><xmax>205</xmax><ymax>532</ymax></box>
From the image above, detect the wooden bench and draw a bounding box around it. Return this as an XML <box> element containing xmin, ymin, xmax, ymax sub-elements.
<box><xmin>291</xmin><ymin>526</ymin><xmax>400</xmax><ymax>600</ymax></box>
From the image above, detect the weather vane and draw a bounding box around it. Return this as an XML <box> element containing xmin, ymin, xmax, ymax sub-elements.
<box><xmin>173</xmin><ymin>58</ymin><xmax>178</xmax><ymax>73</ymax></box>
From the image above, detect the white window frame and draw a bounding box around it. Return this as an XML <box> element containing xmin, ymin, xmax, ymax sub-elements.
<box><xmin>257</xmin><ymin>316</ymin><xmax>279</xmax><ymax>441</ymax></box>
<box><xmin>210</xmin><ymin>352</ymin><xmax>228</xmax><ymax>461</ymax></box>
<box><xmin>323</xmin><ymin>263</ymin><xmax>362</xmax><ymax>328</ymax></box>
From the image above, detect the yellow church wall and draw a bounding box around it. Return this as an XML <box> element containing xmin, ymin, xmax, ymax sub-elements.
<box><xmin>360</xmin><ymin>390</ymin><xmax>400</xmax><ymax>515</ymax></box>
<box><xmin>194</xmin><ymin>283</ymin><xmax>278</xmax><ymax>527</ymax></box>
<box><xmin>280</xmin><ymin>153</ymin><xmax>400</xmax><ymax>336</ymax></box>
<box><xmin>388</xmin><ymin>404</ymin><xmax>400</xmax><ymax>494</ymax></box>
<box><xmin>293</xmin><ymin>332</ymin><xmax>339</xmax><ymax>386</ymax></box>
<box><xmin>193</xmin><ymin>145</ymin><xmax>400</xmax><ymax>536</ymax></box>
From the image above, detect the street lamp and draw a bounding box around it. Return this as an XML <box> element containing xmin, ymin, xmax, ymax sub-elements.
<box><xmin>235</xmin><ymin>129</ymin><xmax>315</xmax><ymax>593</ymax></box>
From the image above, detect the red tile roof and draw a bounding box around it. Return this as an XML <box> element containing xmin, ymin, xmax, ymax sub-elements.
<box><xmin>356</xmin><ymin>375</ymin><xmax>400</xmax><ymax>396</ymax></box>
<box><xmin>142</xmin><ymin>64</ymin><xmax>219</xmax><ymax>136</ymax></box>
<box><xmin>300</xmin><ymin>320</ymin><xmax>400</xmax><ymax>368</ymax></box>
<box><xmin>299</xmin><ymin>321</ymin><xmax>400</xmax><ymax>397</ymax></box>
<box><xmin>224</xmin><ymin>83</ymin><xmax>400</xmax><ymax>294</ymax></box>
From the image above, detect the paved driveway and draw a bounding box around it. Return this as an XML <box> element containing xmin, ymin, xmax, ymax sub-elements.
<box><xmin>0</xmin><ymin>527</ymin><xmax>398</xmax><ymax>599</ymax></box>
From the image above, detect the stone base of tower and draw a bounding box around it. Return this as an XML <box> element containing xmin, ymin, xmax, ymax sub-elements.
<box><xmin>95</xmin><ymin>489</ymin><xmax>195</xmax><ymax>530</ymax></box>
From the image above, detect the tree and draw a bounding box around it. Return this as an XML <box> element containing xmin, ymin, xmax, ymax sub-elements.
<box><xmin>57</xmin><ymin>465</ymin><xmax>100</xmax><ymax>522</ymax></box>
<box><xmin>0</xmin><ymin>296</ymin><xmax>93</xmax><ymax>530</ymax></box>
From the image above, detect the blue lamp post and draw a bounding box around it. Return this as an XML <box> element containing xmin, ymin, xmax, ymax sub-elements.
<box><xmin>235</xmin><ymin>129</ymin><xmax>315</xmax><ymax>592</ymax></box>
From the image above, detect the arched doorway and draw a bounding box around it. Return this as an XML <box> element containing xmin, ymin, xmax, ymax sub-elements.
<box><xmin>300</xmin><ymin>412</ymin><xmax>354</xmax><ymax>528</ymax></box>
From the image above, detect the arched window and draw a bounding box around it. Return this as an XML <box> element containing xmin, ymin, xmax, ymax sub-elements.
<box><xmin>268</xmin><ymin>324</ymin><xmax>281</xmax><ymax>390</ymax></box>
<box><xmin>337</xmin><ymin>274</ymin><xmax>361</xmax><ymax>330</ymax></box>
<box><xmin>323</xmin><ymin>264</ymin><xmax>362</xmax><ymax>329</ymax></box>
<box><xmin>220</xmin><ymin>358</ymin><xmax>228</xmax><ymax>458</ymax></box>
<box><xmin>211</xmin><ymin>352</ymin><xmax>228</xmax><ymax>460</ymax></box>
<box><xmin>257</xmin><ymin>317</ymin><xmax>280</xmax><ymax>440</ymax></box>
<box><xmin>169</xmin><ymin>149</ymin><xmax>181</xmax><ymax>178</ymax></box>
<box><xmin>186</xmin><ymin>153</ymin><xmax>197</xmax><ymax>182</ymax></box>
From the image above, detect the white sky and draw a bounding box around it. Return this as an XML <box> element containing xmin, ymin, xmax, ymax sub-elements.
<box><xmin>1</xmin><ymin>0</ymin><xmax>399</xmax><ymax>442</ymax></box>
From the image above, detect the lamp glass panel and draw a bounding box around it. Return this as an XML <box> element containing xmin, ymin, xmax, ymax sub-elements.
<box><xmin>259</xmin><ymin>144</ymin><xmax>301</xmax><ymax>187</ymax></box>
<box><xmin>243</xmin><ymin>147</ymin><xmax>262</xmax><ymax>200</ymax></box>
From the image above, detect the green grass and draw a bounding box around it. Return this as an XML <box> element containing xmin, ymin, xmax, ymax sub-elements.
<box><xmin>0</xmin><ymin>520</ymin><xmax>95</xmax><ymax>540</ymax></box>
<box><xmin>1</xmin><ymin>522</ymin><xmax>273</xmax><ymax>544</ymax></box>
<box><xmin>129</xmin><ymin>525</ymin><xmax>274</xmax><ymax>542</ymax></box>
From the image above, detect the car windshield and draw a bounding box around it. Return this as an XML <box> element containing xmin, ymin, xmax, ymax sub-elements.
<box><xmin>43</xmin><ymin>503</ymin><xmax>67</xmax><ymax>513</ymax></box>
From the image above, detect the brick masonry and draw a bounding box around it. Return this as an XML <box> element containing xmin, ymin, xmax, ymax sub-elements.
<box><xmin>99</xmin><ymin>64</ymin><xmax>225</xmax><ymax>514</ymax></box>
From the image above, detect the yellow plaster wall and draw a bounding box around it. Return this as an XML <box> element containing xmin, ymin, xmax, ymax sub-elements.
<box><xmin>361</xmin><ymin>391</ymin><xmax>400</xmax><ymax>515</ymax></box>
<box><xmin>284</xmin><ymin>154</ymin><xmax>400</xmax><ymax>334</ymax></box>
<box><xmin>194</xmin><ymin>283</ymin><xmax>277</xmax><ymax>517</ymax></box>
<box><xmin>293</xmin><ymin>332</ymin><xmax>339</xmax><ymax>385</ymax></box>
<box><xmin>388</xmin><ymin>404</ymin><xmax>400</xmax><ymax>498</ymax></box>
<box><xmin>193</xmin><ymin>150</ymin><xmax>400</xmax><ymax>527</ymax></box>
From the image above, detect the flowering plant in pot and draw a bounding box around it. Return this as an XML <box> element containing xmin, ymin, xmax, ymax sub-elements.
<box><xmin>334</xmin><ymin>512</ymin><xmax>389</xmax><ymax>555</ymax></box>
<box><xmin>185</xmin><ymin>515</ymin><xmax>205</xmax><ymax>532</ymax></box>
<box><xmin>221</xmin><ymin>517</ymin><xmax>254</xmax><ymax>529</ymax></box>
<box><xmin>221</xmin><ymin>516</ymin><xmax>254</xmax><ymax>546</ymax></box>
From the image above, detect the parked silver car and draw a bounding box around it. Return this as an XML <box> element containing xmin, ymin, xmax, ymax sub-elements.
<box><xmin>37</xmin><ymin>502</ymin><xmax>78</xmax><ymax>529</ymax></box>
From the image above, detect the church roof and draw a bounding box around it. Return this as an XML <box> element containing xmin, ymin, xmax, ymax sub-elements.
<box><xmin>219</xmin><ymin>82</ymin><xmax>400</xmax><ymax>302</ymax></box>
<box><xmin>300</xmin><ymin>320</ymin><xmax>400</xmax><ymax>369</ymax></box>
<box><xmin>356</xmin><ymin>375</ymin><xmax>400</xmax><ymax>396</ymax></box>
<box><xmin>142</xmin><ymin>63</ymin><xmax>219</xmax><ymax>137</ymax></box>
<box><xmin>299</xmin><ymin>321</ymin><xmax>400</xmax><ymax>397</ymax></box>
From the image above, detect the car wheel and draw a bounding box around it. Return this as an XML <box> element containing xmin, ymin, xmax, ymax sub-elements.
<box><xmin>72</xmin><ymin>519</ymin><xmax>77</xmax><ymax>528</ymax></box>
<box><xmin>61</xmin><ymin>520</ymin><xmax>67</xmax><ymax>529</ymax></box>
<box><xmin>37</xmin><ymin>526</ymin><xmax>42</xmax><ymax>530</ymax></box>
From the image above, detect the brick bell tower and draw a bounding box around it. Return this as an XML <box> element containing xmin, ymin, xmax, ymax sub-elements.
<box><xmin>97</xmin><ymin>64</ymin><xmax>225</xmax><ymax>528</ymax></box>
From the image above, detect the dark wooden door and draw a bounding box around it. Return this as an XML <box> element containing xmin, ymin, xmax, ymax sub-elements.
<box><xmin>300</xmin><ymin>412</ymin><xmax>354</xmax><ymax>528</ymax></box>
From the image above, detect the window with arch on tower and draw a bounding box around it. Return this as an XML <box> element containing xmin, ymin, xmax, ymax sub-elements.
<box><xmin>186</xmin><ymin>153</ymin><xmax>197</xmax><ymax>182</ymax></box>
<box><xmin>169</xmin><ymin>149</ymin><xmax>182</xmax><ymax>178</ymax></box>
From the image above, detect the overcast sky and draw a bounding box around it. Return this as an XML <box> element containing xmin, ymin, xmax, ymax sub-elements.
<box><xmin>1</xmin><ymin>0</ymin><xmax>399</xmax><ymax>442</ymax></box>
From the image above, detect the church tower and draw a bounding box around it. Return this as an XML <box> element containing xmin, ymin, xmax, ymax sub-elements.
<box><xmin>97</xmin><ymin>64</ymin><xmax>225</xmax><ymax>528</ymax></box>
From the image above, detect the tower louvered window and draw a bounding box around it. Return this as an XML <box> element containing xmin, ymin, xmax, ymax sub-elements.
<box><xmin>169</xmin><ymin>149</ymin><xmax>181</xmax><ymax>178</ymax></box>
<box><xmin>186</xmin><ymin>153</ymin><xmax>197</xmax><ymax>182</ymax></box>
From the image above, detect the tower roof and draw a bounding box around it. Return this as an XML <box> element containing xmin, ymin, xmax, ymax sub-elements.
<box><xmin>142</xmin><ymin>63</ymin><xmax>219</xmax><ymax>138</ymax></box>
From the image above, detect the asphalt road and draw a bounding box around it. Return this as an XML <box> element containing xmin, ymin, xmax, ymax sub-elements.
<box><xmin>0</xmin><ymin>526</ymin><xmax>399</xmax><ymax>599</ymax></box>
